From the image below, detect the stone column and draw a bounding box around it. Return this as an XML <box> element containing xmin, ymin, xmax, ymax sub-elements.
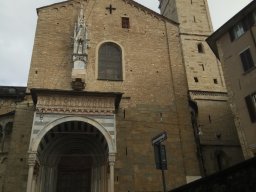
<box><xmin>36</xmin><ymin>166</ymin><xmax>43</xmax><ymax>192</ymax></box>
<box><xmin>100</xmin><ymin>165</ymin><xmax>105</xmax><ymax>192</ymax></box>
<box><xmin>102</xmin><ymin>165</ymin><xmax>106</xmax><ymax>192</ymax></box>
<box><xmin>26</xmin><ymin>164</ymin><xmax>35</xmax><ymax>192</ymax></box>
<box><xmin>52</xmin><ymin>167</ymin><xmax>58</xmax><ymax>192</ymax></box>
<box><xmin>26</xmin><ymin>152</ymin><xmax>37</xmax><ymax>192</ymax></box>
<box><xmin>49</xmin><ymin>167</ymin><xmax>54</xmax><ymax>192</ymax></box>
<box><xmin>108</xmin><ymin>154</ymin><xmax>115</xmax><ymax>192</ymax></box>
<box><xmin>95</xmin><ymin>167</ymin><xmax>98</xmax><ymax>192</ymax></box>
<box><xmin>31</xmin><ymin>176</ymin><xmax>36</xmax><ymax>192</ymax></box>
<box><xmin>91</xmin><ymin>167</ymin><xmax>94</xmax><ymax>192</ymax></box>
<box><xmin>44</xmin><ymin>167</ymin><xmax>50</xmax><ymax>191</ymax></box>
<box><xmin>39</xmin><ymin>166</ymin><xmax>45</xmax><ymax>192</ymax></box>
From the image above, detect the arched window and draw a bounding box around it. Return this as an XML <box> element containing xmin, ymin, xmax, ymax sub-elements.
<box><xmin>98</xmin><ymin>42</ymin><xmax>122</xmax><ymax>81</ymax></box>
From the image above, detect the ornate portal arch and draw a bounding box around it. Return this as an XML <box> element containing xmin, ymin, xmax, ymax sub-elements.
<box><xmin>26</xmin><ymin>89</ymin><xmax>121</xmax><ymax>192</ymax></box>
<box><xmin>30</xmin><ymin>115</ymin><xmax>116</xmax><ymax>153</ymax></box>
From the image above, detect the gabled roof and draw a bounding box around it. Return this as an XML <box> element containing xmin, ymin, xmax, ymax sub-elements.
<box><xmin>206</xmin><ymin>1</ymin><xmax>256</xmax><ymax>59</ymax></box>
<box><xmin>36</xmin><ymin>0</ymin><xmax>178</xmax><ymax>26</ymax></box>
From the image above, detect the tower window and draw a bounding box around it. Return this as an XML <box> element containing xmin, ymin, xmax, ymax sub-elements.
<box><xmin>213</xmin><ymin>79</ymin><xmax>218</xmax><ymax>84</ymax></box>
<box><xmin>194</xmin><ymin>77</ymin><xmax>199</xmax><ymax>83</ymax></box>
<box><xmin>98</xmin><ymin>42</ymin><xmax>123</xmax><ymax>81</ymax></box>
<box><xmin>122</xmin><ymin>17</ymin><xmax>130</xmax><ymax>29</ymax></box>
<box><xmin>197</xmin><ymin>43</ymin><xmax>204</xmax><ymax>53</ymax></box>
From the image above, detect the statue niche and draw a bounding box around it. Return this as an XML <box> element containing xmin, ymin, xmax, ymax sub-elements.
<box><xmin>71</xmin><ymin>6</ymin><xmax>89</xmax><ymax>90</ymax></box>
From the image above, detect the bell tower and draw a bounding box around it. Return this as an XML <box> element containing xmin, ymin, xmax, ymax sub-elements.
<box><xmin>159</xmin><ymin>0</ymin><xmax>213</xmax><ymax>34</ymax></box>
<box><xmin>159</xmin><ymin>0</ymin><xmax>244</xmax><ymax>176</ymax></box>
<box><xmin>159</xmin><ymin>0</ymin><xmax>224</xmax><ymax>92</ymax></box>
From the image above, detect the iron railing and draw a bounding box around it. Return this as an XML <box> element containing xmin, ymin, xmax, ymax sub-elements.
<box><xmin>170</xmin><ymin>157</ymin><xmax>256</xmax><ymax>192</ymax></box>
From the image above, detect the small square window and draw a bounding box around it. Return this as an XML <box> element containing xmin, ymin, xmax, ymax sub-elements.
<box><xmin>240</xmin><ymin>48</ymin><xmax>254</xmax><ymax>72</ymax></box>
<box><xmin>194</xmin><ymin>77</ymin><xmax>199</xmax><ymax>83</ymax></box>
<box><xmin>122</xmin><ymin>17</ymin><xmax>130</xmax><ymax>29</ymax></box>
<box><xmin>213</xmin><ymin>79</ymin><xmax>218</xmax><ymax>84</ymax></box>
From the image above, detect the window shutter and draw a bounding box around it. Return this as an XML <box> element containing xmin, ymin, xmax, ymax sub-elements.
<box><xmin>240</xmin><ymin>49</ymin><xmax>254</xmax><ymax>72</ymax></box>
<box><xmin>245</xmin><ymin>95</ymin><xmax>256</xmax><ymax>122</ymax></box>
<box><xmin>240</xmin><ymin>51</ymin><xmax>248</xmax><ymax>71</ymax></box>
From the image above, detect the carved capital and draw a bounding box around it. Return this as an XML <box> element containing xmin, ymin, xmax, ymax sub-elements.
<box><xmin>108</xmin><ymin>153</ymin><xmax>116</xmax><ymax>163</ymax></box>
<box><xmin>27</xmin><ymin>152</ymin><xmax>38</xmax><ymax>166</ymax></box>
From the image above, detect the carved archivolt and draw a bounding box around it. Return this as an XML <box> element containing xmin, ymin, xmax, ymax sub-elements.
<box><xmin>36</xmin><ymin>95</ymin><xmax>115</xmax><ymax>115</ymax></box>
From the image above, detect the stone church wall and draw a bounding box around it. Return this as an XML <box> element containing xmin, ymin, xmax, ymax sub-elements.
<box><xmin>3</xmin><ymin>100</ymin><xmax>34</xmax><ymax>192</ymax></box>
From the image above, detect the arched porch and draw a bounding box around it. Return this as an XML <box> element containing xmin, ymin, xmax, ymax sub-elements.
<box><xmin>26</xmin><ymin>117</ymin><xmax>116</xmax><ymax>192</ymax></box>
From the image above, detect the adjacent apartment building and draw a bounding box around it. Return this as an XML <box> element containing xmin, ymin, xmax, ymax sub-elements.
<box><xmin>207</xmin><ymin>0</ymin><xmax>256</xmax><ymax>159</ymax></box>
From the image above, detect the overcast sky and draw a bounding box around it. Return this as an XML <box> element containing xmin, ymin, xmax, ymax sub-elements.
<box><xmin>0</xmin><ymin>0</ymin><xmax>253</xmax><ymax>86</ymax></box>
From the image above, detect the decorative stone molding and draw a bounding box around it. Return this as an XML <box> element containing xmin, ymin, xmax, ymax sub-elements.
<box><xmin>28</xmin><ymin>152</ymin><xmax>38</xmax><ymax>166</ymax></box>
<box><xmin>190</xmin><ymin>90</ymin><xmax>228</xmax><ymax>101</ymax></box>
<box><xmin>36</xmin><ymin>94</ymin><xmax>115</xmax><ymax>115</ymax></box>
<box><xmin>108</xmin><ymin>153</ymin><xmax>116</xmax><ymax>163</ymax></box>
<box><xmin>190</xmin><ymin>90</ymin><xmax>227</xmax><ymax>97</ymax></box>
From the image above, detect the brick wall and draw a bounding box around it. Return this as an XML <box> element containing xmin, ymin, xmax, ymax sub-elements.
<box><xmin>3</xmin><ymin>100</ymin><xmax>34</xmax><ymax>192</ymax></box>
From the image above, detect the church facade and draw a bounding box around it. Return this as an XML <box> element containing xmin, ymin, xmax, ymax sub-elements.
<box><xmin>0</xmin><ymin>0</ymin><xmax>243</xmax><ymax>192</ymax></box>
